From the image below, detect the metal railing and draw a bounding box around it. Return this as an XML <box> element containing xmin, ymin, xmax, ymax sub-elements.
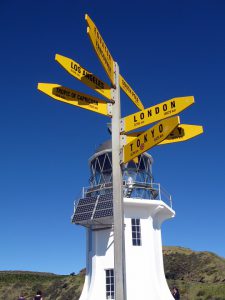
<box><xmin>74</xmin><ymin>181</ymin><xmax>172</xmax><ymax>209</ymax></box>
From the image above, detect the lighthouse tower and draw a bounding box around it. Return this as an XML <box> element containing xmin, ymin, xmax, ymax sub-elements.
<box><xmin>72</xmin><ymin>140</ymin><xmax>175</xmax><ymax>300</ymax></box>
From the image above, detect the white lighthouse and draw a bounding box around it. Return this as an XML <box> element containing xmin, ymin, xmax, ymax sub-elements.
<box><xmin>72</xmin><ymin>140</ymin><xmax>175</xmax><ymax>300</ymax></box>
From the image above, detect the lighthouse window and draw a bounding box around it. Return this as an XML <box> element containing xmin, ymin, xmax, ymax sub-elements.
<box><xmin>131</xmin><ymin>218</ymin><xmax>141</xmax><ymax>246</ymax></box>
<box><xmin>105</xmin><ymin>269</ymin><xmax>114</xmax><ymax>299</ymax></box>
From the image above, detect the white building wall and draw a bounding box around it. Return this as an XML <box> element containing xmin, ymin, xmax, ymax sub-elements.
<box><xmin>80</xmin><ymin>198</ymin><xmax>175</xmax><ymax>300</ymax></box>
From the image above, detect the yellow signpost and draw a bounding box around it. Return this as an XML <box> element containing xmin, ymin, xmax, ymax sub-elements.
<box><xmin>55</xmin><ymin>54</ymin><xmax>112</xmax><ymax>101</ymax></box>
<box><xmin>158</xmin><ymin>124</ymin><xmax>204</xmax><ymax>145</ymax></box>
<box><xmin>85</xmin><ymin>14</ymin><xmax>115</xmax><ymax>86</ymax></box>
<box><xmin>121</xmin><ymin>96</ymin><xmax>194</xmax><ymax>133</ymax></box>
<box><xmin>37</xmin><ymin>83</ymin><xmax>112</xmax><ymax>117</ymax></box>
<box><xmin>119</xmin><ymin>75</ymin><xmax>144</xmax><ymax>111</ymax></box>
<box><xmin>122</xmin><ymin>124</ymin><xmax>203</xmax><ymax>145</ymax></box>
<box><xmin>122</xmin><ymin>116</ymin><xmax>180</xmax><ymax>164</ymax></box>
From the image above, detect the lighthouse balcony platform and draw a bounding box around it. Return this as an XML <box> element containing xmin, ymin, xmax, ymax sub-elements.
<box><xmin>71</xmin><ymin>181</ymin><xmax>172</xmax><ymax>227</ymax></box>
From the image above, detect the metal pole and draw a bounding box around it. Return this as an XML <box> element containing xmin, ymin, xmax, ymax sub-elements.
<box><xmin>111</xmin><ymin>61</ymin><xmax>126</xmax><ymax>300</ymax></box>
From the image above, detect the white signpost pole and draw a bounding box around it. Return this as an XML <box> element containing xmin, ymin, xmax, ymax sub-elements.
<box><xmin>111</xmin><ymin>61</ymin><xmax>126</xmax><ymax>300</ymax></box>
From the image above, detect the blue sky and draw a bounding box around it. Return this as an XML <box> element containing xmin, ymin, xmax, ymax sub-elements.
<box><xmin>1</xmin><ymin>0</ymin><xmax>225</xmax><ymax>275</ymax></box>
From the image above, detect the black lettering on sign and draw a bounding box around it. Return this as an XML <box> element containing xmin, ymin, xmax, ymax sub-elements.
<box><xmin>147</xmin><ymin>109</ymin><xmax>152</xmax><ymax>117</ymax></box>
<box><xmin>140</xmin><ymin>113</ymin><xmax>144</xmax><ymax>120</ymax></box>
<box><xmin>154</xmin><ymin>133</ymin><xmax>163</xmax><ymax>142</ymax></box>
<box><xmin>151</xmin><ymin>129</ymin><xmax>154</xmax><ymax>138</ymax></box>
<box><xmin>155</xmin><ymin>107</ymin><xmax>159</xmax><ymax>114</ymax></box>
<box><xmin>71</xmin><ymin>62</ymin><xmax>81</xmax><ymax>73</ymax></box>
<box><xmin>132</xmin><ymin>99</ymin><xmax>177</xmax><ymax>125</ymax></box>
<box><xmin>171</xmin><ymin>100</ymin><xmax>175</xmax><ymax>109</ymax></box>
<box><xmin>163</xmin><ymin>104</ymin><xmax>167</xmax><ymax>111</ymax></box>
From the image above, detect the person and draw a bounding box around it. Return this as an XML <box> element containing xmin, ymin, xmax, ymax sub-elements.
<box><xmin>172</xmin><ymin>286</ymin><xmax>180</xmax><ymax>300</ymax></box>
<box><xmin>33</xmin><ymin>290</ymin><xmax>43</xmax><ymax>300</ymax></box>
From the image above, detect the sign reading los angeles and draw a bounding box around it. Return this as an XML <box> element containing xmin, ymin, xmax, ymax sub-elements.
<box><xmin>121</xmin><ymin>96</ymin><xmax>194</xmax><ymax>133</ymax></box>
<box><xmin>119</xmin><ymin>75</ymin><xmax>144</xmax><ymax>111</ymax></box>
<box><xmin>85</xmin><ymin>14</ymin><xmax>115</xmax><ymax>86</ymax></box>
<box><xmin>37</xmin><ymin>83</ymin><xmax>112</xmax><ymax>117</ymax></box>
<box><xmin>122</xmin><ymin>116</ymin><xmax>180</xmax><ymax>164</ymax></box>
<box><xmin>55</xmin><ymin>54</ymin><xmax>112</xmax><ymax>101</ymax></box>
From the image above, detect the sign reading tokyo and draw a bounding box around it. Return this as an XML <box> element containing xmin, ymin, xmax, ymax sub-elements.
<box><xmin>121</xmin><ymin>96</ymin><xmax>194</xmax><ymax>133</ymax></box>
<box><xmin>122</xmin><ymin>124</ymin><xmax>203</xmax><ymax>145</ymax></box>
<box><xmin>85</xmin><ymin>14</ymin><xmax>115</xmax><ymax>86</ymax></box>
<box><xmin>37</xmin><ymin>83</ymin><xmax>112</xmax><ymax>117</ymax></box>
<box><xmin>119</xmin><ymin>75</ymin><xmax>144</xmax><ymax>111</ymax></box>
<box><xmin>55</xmin><ymin>54</ymin><xmax>112</xmax><ymax>101</ymax></box>
<box><xmin>122</xmin><ymin>116</ymin><xmax>180</xmax><ymax>164</ymax></box>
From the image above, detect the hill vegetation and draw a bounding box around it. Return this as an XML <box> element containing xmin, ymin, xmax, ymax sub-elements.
<box><xmin>163</xmin><ymin>246</ymin><xmax>225</xmax><ymax>299</ymax></box>
<box><xmin>0</xmin><ymin>247</ymin><xmax>224</xmax><ymax>300</ymax></box>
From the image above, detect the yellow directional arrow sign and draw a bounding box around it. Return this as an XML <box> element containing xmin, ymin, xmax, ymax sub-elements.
<box><xmin>55</xmin><ymin>54</ymin><xmax>112</xmax><ymax>101</ymax></box>
<box><xmin>159</xmin><ymin>124</ymin><xmax>204</xmax><ymax>145</ymax></box>
<box><xmin>121</xmin><ymin>96</ymin><xmax>194</xmax><ymax>133</ymax></box>
<box><xmin>122</xmin><ymin>116</ymin><xmax>180</xmax><ymax>164</ymax></box>
<box><xmin>122</xmin><ymin>124</ymin><xmax>203</xmax><ymax>145</ymax></box>
<box><xmin>85</xmin><ymin>14</ymin><xmax>115</xmax><ymax>86</ymax></box>
<box><xmin>37</xmin><ymin>83</ymin><xmax>112</xmax><ymax>117</ymax></box>
<box><xmin>119</xmin><ymin>75</ymin><xmax>144</xmax><ymax>111</ymax></box>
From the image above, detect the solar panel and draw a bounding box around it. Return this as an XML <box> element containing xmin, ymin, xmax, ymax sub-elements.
<box><xmin>78</xmin><ymin>196</ymin><xmax>97</xmax><ymax>205</ymax></box>
<box><xmin>94</xmin><ymin>208</ymin><xmax>113</xmax><ymax>219</ymax></box>
<box><xmin>72</xmin><ymin>192</ymin><xmax>114</xmax><ymax>225</ymax></box>
<box><xmin>96</xmin><ymin>201</ymin><xmax>113</xmax><ymax>210</ymax></box>
<box><xmin>98</xmin><ymin>193</ymin><xmax>113</xmax><ymax>202</ymax></box>
<box><xmin>73</xmin><ymin>211</ymin><xmax>93</xmax><ymax>222</ymax></box>
<box><xmin>75</xmin><ymin>203</ymin><xmax>95</xmax><ymax>213</ymax></box>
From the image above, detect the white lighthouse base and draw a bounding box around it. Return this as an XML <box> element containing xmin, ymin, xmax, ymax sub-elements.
<box><xmin>79</xmin><ymin>198</ymin><xmax>175</xmax><ymax>300</ymax></box>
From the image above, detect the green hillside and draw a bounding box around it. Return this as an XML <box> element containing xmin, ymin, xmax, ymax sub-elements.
<box><xmin>0</xmin><ymin>247</ymin><xmax>225</xmax><ymax>300</ymax></box>
<box><xmin>163</xmin><ymin>246</ymin><xmax>225</xmax><ymax>299</ymax></box>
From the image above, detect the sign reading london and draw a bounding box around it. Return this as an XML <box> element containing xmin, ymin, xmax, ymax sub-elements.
<box><xmin>121</xmin><ymin>96</ymin><xmax>194</xmax><ymax>133</ymax></box>
<box><xmin>37</xmin><ymin>83</ymin><xmax>112</xmax><ymax>117</ymax></box>
<box><xmin>85</xmin><ymin>14</ymin><xmax>115</xmax><ymax>86</ymax></box>
<box><xmin>55</xmin><ymin>54</ymin><xmax>112</xmax><ymax>101</ymax></box>
<box><xmin>122</xmin><ymin>116</ymin><xmax>180</xmax><ymax>164</ymax></box>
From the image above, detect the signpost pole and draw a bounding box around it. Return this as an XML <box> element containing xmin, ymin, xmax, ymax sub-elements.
<box><xmin>111</xmin><ymin>62</ymin><xmax>126</xmax><ymax>300</ymax></box>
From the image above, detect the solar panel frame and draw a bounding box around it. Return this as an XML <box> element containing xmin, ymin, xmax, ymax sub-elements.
<box><xmin>73</xmin><ymin>192</ymin><xmax>114</xmax><ymax>224</ymax></box>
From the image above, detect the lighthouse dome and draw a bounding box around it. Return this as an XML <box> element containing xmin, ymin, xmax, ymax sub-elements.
<box><xmin>88</xmin><ymin>140</ymin><xmax>154</xmax><ymax>199</ymax></box>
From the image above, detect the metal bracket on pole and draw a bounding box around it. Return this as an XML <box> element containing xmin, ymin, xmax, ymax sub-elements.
<box><xmin>107</xmin><ymin>103</ymin><xmax>113</xmax><ymax>116</ymax></box>
<box><xmin>120</xmin><ymin>118</ymin><xmax>125</xmax><ymax>133</ymax></box>
<box><xmin>120</xmin><ymin>135</ymin><xmax>127</xmax><ymax>147</ymax></box>
<box><xmin>111</xmin><ymin>62</ymin><xmax>126</xmax><ymax>300</ymax></box>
